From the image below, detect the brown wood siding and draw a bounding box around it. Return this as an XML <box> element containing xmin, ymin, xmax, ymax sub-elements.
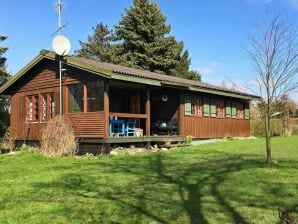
<box><xmin>11</xmin><ymin>89</ymin><xmax>60</xmax><ymax>140</ymax></box>
<box><xmin>65</xmin><ymin>112</ymin><xmax>105</xmax><ymax>137</ymax></box>
<box><xmin>179</xmin><ymin>92</ymin><xmax>250</xmax><ymax>138</ymax></box>
<box><xmin>181</xmin><ymin>116</ymin><xmax>250</xmax><ymax>138</ymax></box>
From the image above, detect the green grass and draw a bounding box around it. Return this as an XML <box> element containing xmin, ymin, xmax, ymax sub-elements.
<box><xmin>0</xmin><ymin>136</ymin><xmax>297</xmax><ymax>224</ymax></box>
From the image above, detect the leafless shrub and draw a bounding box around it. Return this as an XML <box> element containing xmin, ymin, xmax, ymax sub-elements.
<box><xmin>41</xmin><ymin>116</ymin><xmax>77</xmax><ymax>156</ymax></box>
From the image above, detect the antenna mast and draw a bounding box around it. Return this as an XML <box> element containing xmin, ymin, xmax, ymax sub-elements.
<box><xmin>57</xmin><ymin>0</ymin><xmax>62</xmax><ymax>35</ymax></box>
<box><xmin>52</xmin><ymin>0</ymin><xmax>71</xmax><ymax>117</ymax></box>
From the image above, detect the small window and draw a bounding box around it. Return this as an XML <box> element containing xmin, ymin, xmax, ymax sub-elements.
<box><xmin>69</xmin><ymin>83</ymin><xmax>84</xmax><ymax>113</ymax></box>
<box><xmin>210</xmin><ymin>99</ymin><xmax>217</xmax><ymax>117</ymax></box>
<box><xmin>226</xmin><ymin>100</ymin><xmax>231</xmax><ymax>118</ymax></box>
<box><xmin>244</xmin><ymin>102</ymin><xmax>250</xmax><ymax>119</ymax></box>
<box><xmin>237</xmin><ymin>102</ymin><xmax>244</xmax><ymax>119</ymax></box>
<box><xmin>232</xmin><ymin>101</ymin><xmax>237</xmax><ymax>118</ymax></box>
<box><xmin>217</xmin><ymin>100</ymin><xmax>225</xmax><ymax>118</ymax></box>
<box><xmin>27</xmin><ymin>93</ymin><xmax>55</xmax><ymax>122</ymax></box>
<box><xmin>191</xmin><ymin>96</ymin><xmax>202</xmax><ymax>116</ymax></box>
<box><xmin>26</xmin><ymin>95</ymin><xmax>39</xmax><ymax>122</ymax></box>
<box><xmin>185</xmin><ymin>95</ymin><xmax>191</xmax><ymax>115</ymax></box>
<box><xmin>203</xmin><ymin>97</ymin><xmax>210</xmax><ymax>117</ymax></box>
<box><xmin>41</xmin><ymin>93</ymin><xmax>55</xmax><ymax>121</ymax></box>
<box><xmin>86</xmin><ymin>81</ymin><xmax>104</xmax><ymax>112</ymax></box>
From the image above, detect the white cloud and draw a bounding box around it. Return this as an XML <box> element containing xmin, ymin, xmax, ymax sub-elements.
<box><xmin>198</xmin><ymin>61</ymin><xmax>219</xmax><ymax>75</ymax></box>
<box><xmin>201</xmin><ymin>66</ymin><xmax>213</xmax><ymax>74</ymax></box>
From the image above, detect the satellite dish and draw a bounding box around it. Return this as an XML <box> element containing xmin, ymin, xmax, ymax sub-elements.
<box><xmin>52</xmin><ymin>35</ymin><xmax>71</xmax><ymax>56</ymax></box>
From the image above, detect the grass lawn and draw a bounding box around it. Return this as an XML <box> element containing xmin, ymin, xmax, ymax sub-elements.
<box><xmin>0</xmin><ymin>136</ymin><xmax>297</xmax><ymax>224</ymax></box>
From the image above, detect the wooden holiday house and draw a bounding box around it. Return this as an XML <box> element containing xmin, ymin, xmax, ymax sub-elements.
<box><xmin>0</xmin><ymin>50</ymin><xmax>260</xmax><ymax>149</ymax></box>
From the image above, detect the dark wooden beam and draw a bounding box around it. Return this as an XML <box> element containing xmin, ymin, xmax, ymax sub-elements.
<box><xmin>83</xmin><ymin>83</ymin><xmax>87</xmax><ymax>113</ymax></box>
<box><xmin>104</xmin><ymin>80</ymin><xmax>110</xmax><ymax>138</ymax></box>
<box><xmin>109</xmin><ymin>112</ymin><xmax>147</xmax><ymax>119</ymax></box>
<box><xmin>145</xmin><ymin>86</ymin><xmax>151</xmax><ymax>136</ymax></box>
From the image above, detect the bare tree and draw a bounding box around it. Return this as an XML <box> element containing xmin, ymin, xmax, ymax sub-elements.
<box><xmin>247</xmin><ymin>15</ymin><xmax>298</xmax><ymax>164</ymax></box>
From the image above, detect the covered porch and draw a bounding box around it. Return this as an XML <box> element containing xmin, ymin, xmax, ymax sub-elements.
<box><xmin>104</xmin><ymin>80</ymin><xmax>181</xmax><ymax>139</ymax></box>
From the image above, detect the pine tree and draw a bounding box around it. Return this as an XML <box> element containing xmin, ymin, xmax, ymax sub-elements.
<box><xmin>0</xmin><ymin>35</ymin><xmax>10</xmax><ymax>137</ymax></box>
<box><xmin>0</xmin><ymin>36</ymin><xmax>9</xmax><ymax>86</ymax></box>
<box><xmin>75</xmin><ymin>23</ymin><xmax>120</xmax><ymax>63</ymax></box>
<box><xmin>75</xmin><ymin>0</ymin><xmax>201</xmax><ymax>80</ymax></box>
<box><xmin>170</xmin><ymin>50</ymin><xmax>201</xmax><ymax>80</ymax></box>
<box><xmin>115</xmin><ymin>0</ymin><xmax>182</xmax><ymax>72</ymax></box>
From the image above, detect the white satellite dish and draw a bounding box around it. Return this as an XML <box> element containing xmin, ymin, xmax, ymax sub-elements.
<box><xmin>52</xmin><ymin>34</ymin><xmax>71</xmax><ymax>56</ymax></box>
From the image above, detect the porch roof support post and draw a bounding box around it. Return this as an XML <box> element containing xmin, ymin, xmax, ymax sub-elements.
<box><xmin>104</xmin><ymin>80</ymin><xmax>110</xmax><ymax>138</ymax></box>
<box><xmin>146</xmin><ymin>86</ymin><xmax>150</xmax><ymax>136</ymax></box>
<box><xmin>179</xmin><ymin>92</ymin><xmax>184</xmax><ymax>136</ymax></box>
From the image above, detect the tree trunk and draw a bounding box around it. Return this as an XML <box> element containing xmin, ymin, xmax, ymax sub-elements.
<box><xmin>265</xmin><ymin>97</ymin><xmax>272</xmax><ymax>164</ymax></box>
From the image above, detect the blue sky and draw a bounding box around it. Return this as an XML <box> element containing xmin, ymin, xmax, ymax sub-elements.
<box><xmin>0</xmin><ymin>0</ymin><xmax>298</xmax><ymax>97</ymax></box>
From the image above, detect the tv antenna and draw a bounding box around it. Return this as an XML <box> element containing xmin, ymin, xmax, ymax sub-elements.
<box><xmin>51</xmin><ymin>0</ymin><xmax>71</xmax><ymax>117</ymax></box>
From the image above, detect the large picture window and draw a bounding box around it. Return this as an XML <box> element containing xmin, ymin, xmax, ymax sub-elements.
<box><xmin>68</xmin><ymin>83</ymin><xmax>84</xmax><ymax>113</ymax></box>
<box><xmin>67</xmin><ymin>80</ymin><xmax>104</xmax><ymax>113</ymax></box>
<box><xmin>86</xmin><ymin>81</ymin><xmax>104</xmax><ymax>112</ymax></box>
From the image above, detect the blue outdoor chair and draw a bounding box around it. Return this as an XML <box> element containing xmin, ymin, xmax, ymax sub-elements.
<box><xmin>125</xmin><ymin>119</ymin><xmax>136</xmax><ymax>136</ymax></box>
<box><xmin>109</xmin><ymin>119</ymin><xmax>125</xmax><ymax>137</ymax></box>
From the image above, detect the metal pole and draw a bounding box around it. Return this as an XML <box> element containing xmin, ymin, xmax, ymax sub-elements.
<box><xmin>59</xmin><ymin>59</ymin><xmax>62</xmax><ymax>117</ymax></box>
<box><xmin>58</xmin><ymin>0</ymin><xmax>61</xmax><ymax>35</ymax></box>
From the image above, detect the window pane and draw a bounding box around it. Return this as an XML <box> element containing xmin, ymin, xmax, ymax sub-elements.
<box><xmin>69</xmin><ymin>83</ymin><xmax>84</xmax><ymax>113</ymax></box>
<box><xmin>87</xmin><ymin>81</ymin><xmax>104</xmax><ymax>112</ymax></box>
<box><xmin>203</xmin><ymin>97</ymin><xmax>210</xmax><ymax>116</ymax></box>
<box><xmin>42</xmin><ymin>94</ymin><xmax>47</xmax><ymax>120</ymax></box>
<box><xmin>34</xmin><ymin>95</ymin><xmax>39</xmax><ymax>121</ymax></box>
<box><xmin>27</xmin><ymin>97</ymin><xmax>33</xmax><ymax>121</ymax></box>
<box><xmin>50</xmin><ymin>93</ymin><xmax>55</xmax><ymax>118</ymax></box>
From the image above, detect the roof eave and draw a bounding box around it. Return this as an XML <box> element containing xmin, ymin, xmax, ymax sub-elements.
<box><xmin>0</xmin><ymin>51</ymin><xmax>113</xmax><ymax>95</ymax></box>
<box><xmin>189</xmin><ymin>86</ymin><xmax>261</xmax><ymax>100</ymax></box>
<box><xmin>0</xmin><ymin>54</ymin><xmax>45</xmax><ymax>95</ymax></box>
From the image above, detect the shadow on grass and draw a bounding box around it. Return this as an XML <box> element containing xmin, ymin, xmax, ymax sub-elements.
<box><xmin>27</xmin><ymin>152</ymin><xmax>275</xmax><ymax>224</ymax></box>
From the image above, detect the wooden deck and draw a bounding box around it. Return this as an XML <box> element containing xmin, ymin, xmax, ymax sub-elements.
<box><xmin>78</xmin><ymin>135</ymin><xmax>184</xmax><ymax>144</ymax></box>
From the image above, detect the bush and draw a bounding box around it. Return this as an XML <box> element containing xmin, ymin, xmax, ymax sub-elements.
<box><xmin>184</xmin><ymin>135</ymin><xmax>193</xmax><ymax>144</ymax></box>
<box><xmin>251</xmin><ymin>119</ymin><xmax>283</xmax><ymax>137</ymax></box>
<box><xmin>0</xmin><ymin>128</ymin><xmax>16</xmax><ymax>152</ymax></box>
<box><xmin>41</xmin><ymin>116</ymin><xmax>77</xmax><ymax>156</ymax></box>
<box><xmin>292</xmin><ymin>125</ymin><xmax>298</xmax><ymax>135</ymax></box>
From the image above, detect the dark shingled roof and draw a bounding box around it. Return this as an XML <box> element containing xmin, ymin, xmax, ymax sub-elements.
<box><xmin>0</xmin><ymin>50</ymin><xmax>260</xmax><ymax>99</ymax></box>
<box><xmin>67</xmin><ymin>54</ymin><xmax>259</xmax><ymax>99</ymax></box>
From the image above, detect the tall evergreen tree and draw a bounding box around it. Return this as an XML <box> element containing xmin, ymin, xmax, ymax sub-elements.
<box><xmin>0</xmin><ymin>36</ymin><xmax>9</xmax><ymax>86</ymax></box>
<box><xmin>75</xmin><ymin>0</ymin><xmax>201</xmax><ymax>80</ymax></box>
<box><xmin>75</xmin><ymin>22</ymin><xmax>120</xmax><ymax>63</ymax></box>
<box><xmin>0</xmin><ymin>35</ymin><xmax>10</xmax><ymax>137</ymax></box>
<box><xmin>115</xmin><ymin>0</ymin><xmax>182</xmax><ymax>72</ymax></box>
<box><xmin>170</xmin><ymin>50</ymin><xmax>201</xmax><ymax>80</ymax></box>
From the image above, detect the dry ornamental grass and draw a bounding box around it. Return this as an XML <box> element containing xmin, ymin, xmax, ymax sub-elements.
<box><xmin>41</xmin><ymin>116</ymin><xmax>77</xmax><ymax>156</ymax></box>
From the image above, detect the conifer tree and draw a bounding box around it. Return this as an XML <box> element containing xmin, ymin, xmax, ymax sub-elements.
<box><xmin>76</xmin><ymin>23</ymin><xmax>120</xmax><ymax>63</ymax></box>
<box><xmin>0</xmin><ymin>35</ymin><xmax>10</xmax><ymax>137</ymax></box>
<box><xmin>170</xmin><ymin>50</ymin><xmax>201</xmax><ymax>80</ymax></box>
<box><xmin>76</xmin><ymin>0</ymin><xmax>201</xmax><ymax>80</ymax></box>
<box><xmin>115</xmin><ymin>0</ymin><xmax>182</xmax><ymax>72</ymax></box>
<box><xmin>0</xmin><ymin>36</ymin><xmax>9</xmax><ymax>86</ymax></box>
